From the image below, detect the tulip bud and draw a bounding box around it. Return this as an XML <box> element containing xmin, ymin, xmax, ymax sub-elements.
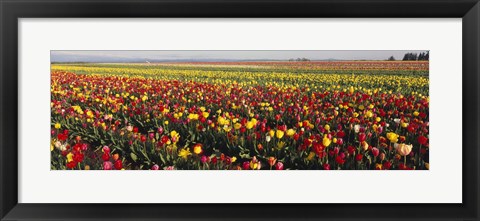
<box><xmin>114</xmin><ymin>160</ymin><xmax>123</xmax><ymax>170</ymax></box>
<box><xmin>157</xmin><ymin>126</ymin><xmax>164</xmax><ymax>134</ymax></box>
<box><xmin>268</xmin><ymin>157</ymin><xmax>277</xmax><ymax>167</ymax></box>
<box><xmin>334</xmin><ymin>147</ymin><xmax>340</xmax><ymax>155</ymax></box>
<box><xmin>275</xmin><ymin>162</ymin><xmax>284</xmax><ymax>170</ymax></box>
<box><xmin>379</xmin><ymin>152</ymin><xmax>386</xmax><ymax>161</ymax></box>
<box><xmin>151</xmin><ymin>164</ymin><xmax>160</xmax><ymax>170</ymax></box>
<box><xmin>354</xmin><ymin>125</ymin><xmax>360</xmax><ymax>133</ymax></box>
<box><xmin>362</xmin><ymin>141</ymin><xmax>369</xmax><ymax>151</ymax></box>
<box><xmin>358</xmin><ymin>133</ymin><xmax>366</xmax><ymax>142</ymax></box>
<box><xmin>256</xmin><ymin>161</ymin><xmax>262</xmax><ymax>170</ymax></box>
<box><xmin>323</xmin><ymin>163</ymin><xmax>330</xmax><ymax>170</ymax></box>
<box><xmin>242</xmin><ymin>161</ymin><xmax>250</xmax><ymax>170</ymax></box>
<box><xmin>103</xmin><ymin>161</ymin><xmax>113</xmax><ymax>170</ymax></box>
<box><xmin>257</xmin><ymin>143</ymin><xmax>264</xmax><ymax>151</ymax></box>
<box><xmin>337</xmin><ymin>138</ymin><xmax>344</xmax><ymax>145</ymax></box>
<box><xmin>112</xmin><ymin>153</ymin><xmax>120</xmax><ymax>161</ymax></box>
<box><xmin>377</xmin><ymin>126</ymin><xmax>383</xmax><ymax>134</ymax></box>
<box><xmin>201</xmin><ymin>155</ymin><xmax>208</xmax><ymax>163</ymax></box>
<box><xmin>355</xmin><ymin>154</ymin><xmax>363</xmax><ymax>161</ymax></box>
<box><xmin>102</xmin><ymin>152</ymin><xmax>110</xmax><ymax>161</ymax></box>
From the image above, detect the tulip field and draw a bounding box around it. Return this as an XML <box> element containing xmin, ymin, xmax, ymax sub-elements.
<box><xmin>51</xmin><ymin>61</ymin><xmax>429</xmax><ymax>170</ymax></box>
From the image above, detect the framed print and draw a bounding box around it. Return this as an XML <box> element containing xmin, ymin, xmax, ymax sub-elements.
<box><xmin>1</xmin><ymin>0</ymin><xmax>479</xmax><ymax>220</ymax></box>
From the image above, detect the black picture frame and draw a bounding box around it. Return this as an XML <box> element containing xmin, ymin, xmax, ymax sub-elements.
<box><xmin>1</xmin><ymin>0</ymin><xmax>479</xmax><ymax>220</ymax></box>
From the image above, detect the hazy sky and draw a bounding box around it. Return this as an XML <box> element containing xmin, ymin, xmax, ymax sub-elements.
<box><xmin>51</xmin><ymin>50</ymin><xmax>428</xmax><ymax>62</ymax></box>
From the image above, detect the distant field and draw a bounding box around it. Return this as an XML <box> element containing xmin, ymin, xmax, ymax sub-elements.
<box><xmin>53</xmin><ymin>61</ymin><xmax>429</xmax><ymax>75</ymax></box>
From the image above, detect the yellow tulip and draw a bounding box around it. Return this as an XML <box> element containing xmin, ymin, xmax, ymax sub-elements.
<box><xmin>386</xmin><ymin>132</ymin><xmax>399</xmax><ymax>143</ymax></box>
<box><xmin>178</xmin><ymin>148</ymin><xmax>192</xmax><ymax>159</ymax></box>
<box><xmin>246</xmin><ymin>121</ymin><xmax>254</xmax><ymax>130</ymax></box>
<box><xmin>269</xmin><ymin>130</ymin><xmax>275</xmax><ymax>138</ymax></box>
<box><xmin>66</xmin><ymin>152</ymin><xmax>74</xmax><ymax>163</ymax></box>
<box><xmin>286</xmin><ymin>129</ymin><xmax>296</xmax><ymax>137</ymax></box>
<box><xmin>323</xmin><ymin>137</ymin><xmax>331</xmax><ymax>147</ymax></box>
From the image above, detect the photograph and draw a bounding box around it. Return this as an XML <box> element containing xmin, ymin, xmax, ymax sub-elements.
<box><xmin>50</xmin><ymin>50</ymin><xmax>430</xmax><ymax>170</ymax></box>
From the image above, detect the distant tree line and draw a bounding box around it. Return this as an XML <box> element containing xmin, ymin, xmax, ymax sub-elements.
<box><xmin>402</xmin><ymin>52</ymin><xmax>429</xmax><ymax>61</ymax></box>
<box><xmin>288</xmin><ymin>58</ymin><xmax>311</xmax><ymax>62</ymax></box>
<box><xmin>387</xmin><ymin>51</ymin><xmax>429</xmax><ymax>61</ymax></box>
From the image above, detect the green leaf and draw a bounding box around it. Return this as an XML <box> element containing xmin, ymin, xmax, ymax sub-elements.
<box><xmin>130</xmin><ymin>153</ymin><xmax>138</xmax><ymax>162</ymax></box>
<box><xmin>159</xmin><ymin>154</ymin><xmax>166</xmax><ymax>164</ymax></box>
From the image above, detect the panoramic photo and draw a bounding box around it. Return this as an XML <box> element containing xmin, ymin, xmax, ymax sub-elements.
<box><xmin>50</xmin><ymin>50</ymin><xmax>429</xmax><ymax>170</ymax></box>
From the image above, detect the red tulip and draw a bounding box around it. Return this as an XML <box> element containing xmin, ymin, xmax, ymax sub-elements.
<box><xmin>114</xmin><ymin>160</ymin><xmax>123</xmax><ymax>170</ymax></box>
<box><xmin>73</xmin><ymin>153</ymin><xmax>84</xmax><ymax>162</ymax></box>
<box><xmin>335</xmin><ymin>155</ymin><xmax>346</xmax><ymax>164</ymax></box>
<box><xmin>102</xmin><ymin>152</ymin><xmax>110</xmax><ymax>161</ymax></box>
<box><xmin>103</xmin><ymin>161</ymin><xmax>113</xmax><ymax>170</ymax></box>
<box><xmin>323</xmin><ymin>164</ymin><xmax>330</xmax><ymax>170</ymax></box>
<box><xmin>358</xmin><ymin>133</ymin><xmax>366</xmax><ymax>142</ymax></box>
<box><xmin>355</xmin><ymin>154</ymin><xmax>363</xmax><ymax>161</ymax></box>
<box><xmin>418</xmin><ymin>135</ymin><xmax>428</xmax><ymax>145</ymax></box>
<box><xmin>336</xmin><ymin>138</ymin><xmax>343</xmax><ymax>145</ymax></box>
<box><xmin>347</xmin><ymin>146</ymin><xmax>356</xmax><ymax>155</ymax></box>
<box><xmin>112</xmin><ymin>153</ymin><xmax>120</xmax><ymax>161</ymax></box>
<box><xmin>66</xmin><ymin>161</ymin><xmax>77</xmax><ymax>169</ymax></box>
<box><xmin>383</xmin><ymin>161</ymin><xmax>392</xmax><ymax>170</ymax></box>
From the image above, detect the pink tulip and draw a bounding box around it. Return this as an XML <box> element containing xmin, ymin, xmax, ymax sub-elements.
<box><xmin>377</xmin><ymin>126</ymin><xmax>383</xmax><ymax>134</ymax></box>
<box><xmin>201</xmin><ymin>155</ymin><xmax>208</xmax><ymax>163</ymax></box>
<box><xmin>275</xmin><ymin>162</ymin><xmax>284</xmax><ymax>170</ymax></box>
<box><xmin>334</xmin><ymin>147</ymin><xmax>340</xmax><ymax>155</ymax></box>
<box><xmin>103</xmin><ymin>161</ymin><xmax>113</xmax><ymax>170</ymax></box>
<box><xmin>157</xmin><ymin>126</ymin><xmax>164</xmax><ymax>134</ymax></box>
